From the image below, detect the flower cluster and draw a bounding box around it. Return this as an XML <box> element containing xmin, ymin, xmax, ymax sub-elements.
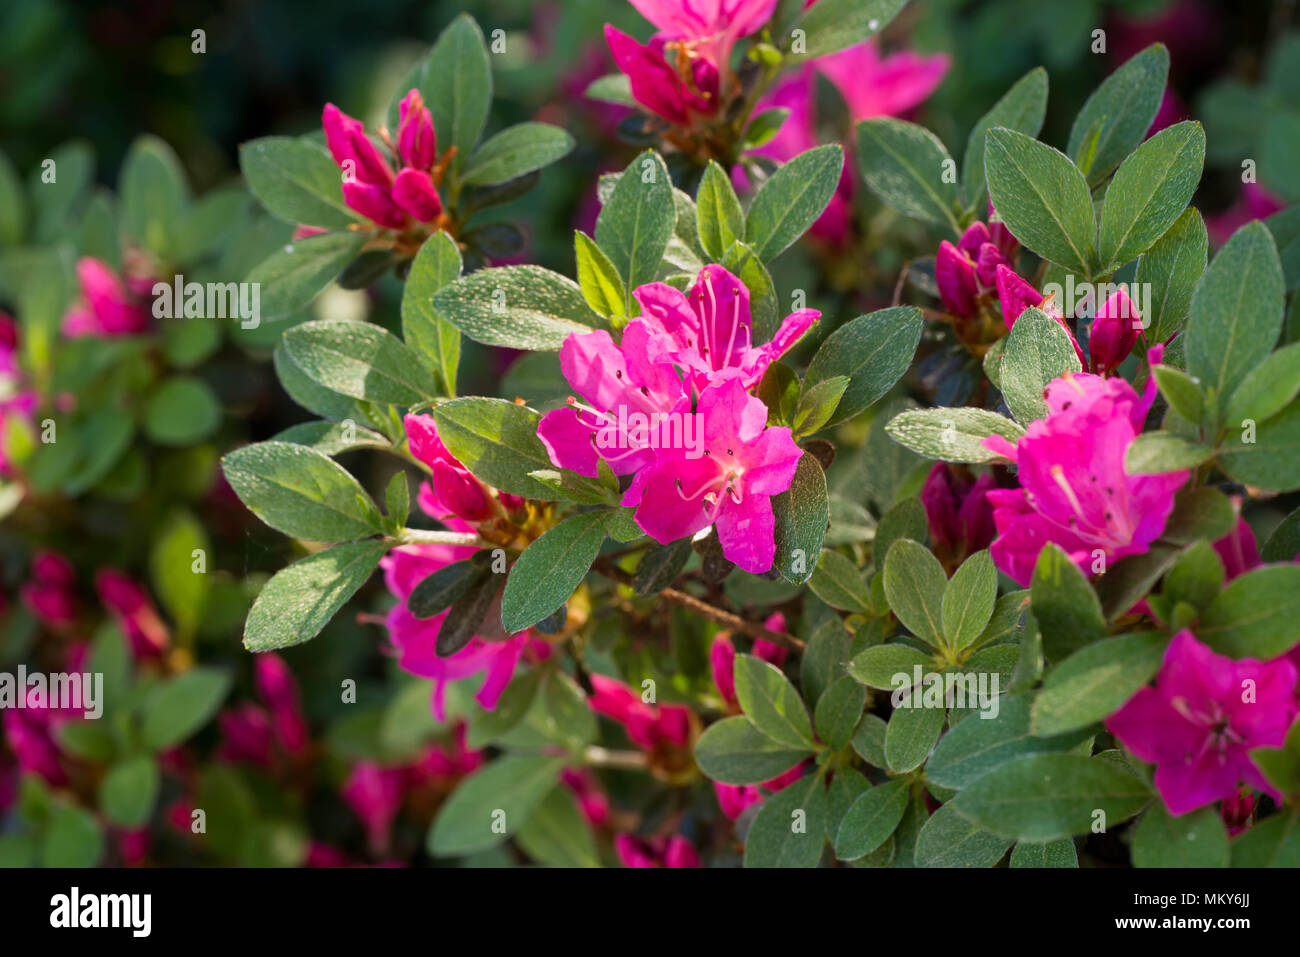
<box><xmin>539</xmin><ymin>265</ymin><xmax>814</xmax><ymax>572</ymax></box>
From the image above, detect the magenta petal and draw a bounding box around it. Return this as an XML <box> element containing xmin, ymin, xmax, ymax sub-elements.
<box><xmin>715</xmin><ymin>494</ymin><xmax>776</xmax><ymax>573</ymax></box>
<box><xmin>537</xmin><ymin>407</ymin><xmax>601</xmax><ymax>477</ymax></box>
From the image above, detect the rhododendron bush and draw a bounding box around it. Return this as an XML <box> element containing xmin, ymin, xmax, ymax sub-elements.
<box><xmin>3</xmin><ymin>0</ymin><xmax>1300</xmax><ymax>873</ymax></box>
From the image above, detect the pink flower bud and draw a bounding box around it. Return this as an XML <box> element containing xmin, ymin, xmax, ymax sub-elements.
<box><xmin>95</xmin><ymin>569</ymin><xmax>169</xmax><ymax>658</ymax></box>
<box><xmin>341</xmin><ymin>181</ymin><xmax>408</xmax><ymax>230</ymax></box>
<box><xmin>663</xmin><ymin>835</ymin><xmax>701</xmax><ymax>868</ymax></box>
<box><xmin>710</xmin><ymin>635</ymin><xmax>738</xmax><ymax>705</ymax></box>
<box><xmin>345</xmin><ymin>127</ymin><xmax>395</xmax><ymax>187</ymax></box>
<box><xmin>957</xmin><ymin>221</ymin><xmax>991</xmax><ymax>259</ymax></box>
<box><xmin>975</xmin><ymin>242</ymin><xmax>1007</xmax><ymax>288</ymax></box>
<box><xmin>921</xmin><ymin>463</ymin><xmax>996</xmax><ymax>560</ymax></box>
<box><xmin>1088</xmin><ymin>288</ymin><xmax>1142</xmax><ymax>375</ymax></box>
<box><xmin>397</xmin><ymin>89</ymin><xmax>437</xmax><ymax>171</ymax></box>
<box><xmin>391</xmin><ymin>168</ymin><xmax>443</xmax><ymax>223</ymax></box>
<box><xmin>322</xmin><ymin>103</ymin><xmax>366</xmax><ymax>167</ymax></box>
<box><xmin>255</xmin><ymin>654</ymin><xmax>309</xmax><ymax>756</ymax></box>
<box><xmin>935</xmin><ymin>240</ymin><xmax>978</xmax><ymax>318</ymax></box>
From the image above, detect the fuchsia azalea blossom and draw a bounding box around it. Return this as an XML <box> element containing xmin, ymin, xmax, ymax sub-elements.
<box><xmin>634</xmin><ymin>264</ymin><xmax>819</xmax><ymax>393</ymax></box>
<box><xmin>62</xmin><ymin>258</ymin><xmax>152</xmax><ymax>338</ymax></box>
<box><xmin>615</xmin><ymin>833</ymin><xmax>701</xmax><ymax>868</ymax></box>
<box><xmin>604</xmin><ymin>26</ymin><xmax>720</xmax><ymax>126</ymax></box>
<box><xmin>626</xmin><ymin>0</ymin><xmax>776</xmax><ymax>73</ymax></box>
<box><xmin>381</xmin><ymin>544</ymin><xmax>535</xmax><ymax>722</ymax></box>
<box><xmin>588</xmin><ymin>673</ymin><xmax>692</xmax><ymax>752</ymax></box>
<box><xmin>95</xmin><ymin>569</ymin><xmax>169</xmax><ymax>658</ymax></box>
<box><xmin>322</xmin><ymin>91</ymin><xmax>444</xmax><ymax>230</ymax></box>
<box><xmin>921</xmin><ymin>463</ymin><xmax>997</xmax><ymax>565</ymax></box>
<box><xmin>1106</xmin><ymin>630</ymin><xmax>1299</xmax><ymax>816</ymax></box>
<box><xmin>814</xmin><ymin>39</ymin><xmax>950</xmax><ymax>122</ymax></box>
<box><xmin>980</xmin><ymin>347</ymin><xmax>1188</xmax><ymax>586</ymax></box>
<box><xmin>626</xmin><ymin>376</ymin><xmax>803</xmax><ymax>574</ymax></box>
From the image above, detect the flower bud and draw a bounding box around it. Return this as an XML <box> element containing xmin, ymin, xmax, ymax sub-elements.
<box><xmin>321</xmin><ymin>103</ymin><xmax>365</xmax><ymax>167</ymax></box>
<box><xmin>341</xmin><ymin>181</ymin><xmax>408</xmax><ymax>230</ymax></box>
<box><xmin>345</xmin><ymin>127</ymin><xmax>395</xmax><ymax>187</ymax></box>
<box><xmin>397</xmin><ymin>89</ymin><xmax>437</xmax><ymax>171</ymax></box>
<box><xmin>391</xmin><ymin>168</ymin><xmax>443</xmax><ymax>223</ymax></box>
<box><xmin>936</xmin><ymin>240</ymin><xmax>978</xmax><ymax>318</ymax></box>
<box><xmin>1088</xmin><ymin>288</ymin><xmax>1142</xmax><ymax>375</ymax></box>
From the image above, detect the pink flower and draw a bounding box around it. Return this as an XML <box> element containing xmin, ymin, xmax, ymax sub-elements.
<box><xmin>604</xmin><ymin>25</ymin><xmax>720</xmax><ymax>126</ymax></box>
<box><xmin>254</xmin><ymin>653</ymin><xmax>309</xmax><ymax>757</ymax></box>
<box><xmin>935</xmin><ymin>221</ymin><xmax>1019</xmax><ymax>320</ymax></box>
<box><xmin>625</xmin><ymin>376</ymin><xmax>802</xmax><ymax>573</ymax></box>
<box><xmin>1106</xmin><ymin>630</ymin><xmax>1299</xmax><ymax>815</ymax></box>
<box><xmin>633</xmin><ymin>264</ymin><xmax>819</xmax><ymax>393</ymax></box>
<box><xmin>588</xmin><ymin>674</ymin><xmax>692</xmax><ymax>752</ymax></box>
<box><xmin>561</xmin><ymin>768</ymin><xmax>611</xmax><ymax>827</ymax></box>
<box><xmin>714</xmin><ymin>759</ymin><xmax>808</xmax><ymax>820</ymax></box>
<box><xmin>404</xmin><ymin>413</ymin><xmax>495</xmax><ymax>521</ymax></box>
<box><xmin>321</xmin><ymin>95</ymin><xmax>446</xmax><ymax>229</ymax></box>
<box><xmin>1088</xmin><ymin>288</ymin><xmax>1143</xmax><ymax>376</ymax></box>
<box><xmin>20</xmin><ymin>550</ymin><xmax>79</xmax><ymax>627</ymax></box>
<box><xmin>615</xmin><ymin>832</ymin><xmax>701</xmax><ymax>868</ymax></box>
<box><xmin>342</xmin><ymin>760</ymin><xmax>406</xmax><ymax>854</ymax></box>
<box><xmin>626</xmin><ymin>0</ymin><xmax>777</xmax><ymax>68</ymax></box>
<box><xmin>814</xmin><ymin>39</ymin><xmax>949</xmax><ymax>122</ymax></box>
<box><xmin>409</xmin><ymin>721</ymin><xmax>484</xmax><ymax>785</ymax></box>
<box><xmin>921</xmin><ymin>463</ymin><xmax>997</xmax><ymax>566</ymax></box>
<box><xmin>1206</xmin><ymin>183</ymin><xmax>1286</xmax><ymax>247</ymax></box>
<box><xmin>711</xmin><ymin>618</ymin><xmax>788</xmax><ymax>708</ymax></box>
<box><xmin>216</xmin><ymin>704</ymin><xmax>275</xmax><ymax>767</ymax></box>
<box><xmin>381</xmin><ymin>544</ymin><xmax>532</xmax><ymax>722</ymax></box>
<box><xmin>118</xmin><ymin>828</ymin><xmax>150</xmax><ymax>867</ymax></box>
<box><xmin>994</xmin><ymin>264</ymin><xmax>1087</xmax><ymax>368</ymax></box>
<box><xmin>62</xmin><ymin>258</ymin><xmax>152</xmax><ymax>338</ymax></box>
<box><xmin>1220</xmin><ymin>789</ymin><xmax>1255</xmax><ymax>836</ymax></box>
<box><xmin>95</xmin><ymin>569</ymin><xmax>169</xmax><ymax>658</ymax></box>
<box><xmin>537</xmin><ymin>321</ymin><xmax>692</xmax><ymax>479</ymax></box>
<box><xmin>980</xmin><ymin>347</ymin><xmax>1189</xmax><ymax>586</ymax></box>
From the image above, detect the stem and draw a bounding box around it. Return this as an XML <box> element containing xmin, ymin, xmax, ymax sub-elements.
<box><xmin>391</xmin><ymin>528</ymin><xmax>491</xmax><ymax>547</ymax></box>
<box><xmin>584</xmin><ymin>746</ymin><xmax>649</xmax><ymax>771</ymax></box>
<box><xmin>592</xmin><ymin>558</ymin><xmax>805</xmax><ymax>652</ymax></box>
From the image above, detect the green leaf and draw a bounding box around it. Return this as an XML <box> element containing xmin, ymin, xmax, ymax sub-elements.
<box><xmin>633</xmin><ymin>539</ymin><xmax>693</xmax><ymax>596</ymax></box>
<box><xmin>1231</xmin><ymin>810</ymin><xmax>1300</xmax><ymax>867</ymax></box>
<box><xmin>1010</xmin><ymin>839</ymin><xmax>1078</xmax><ymax>867</ymax></box>
<box><xmin>746</xmin><ymin>144</ymin><xmax>844</xmax><ymax>261</ymax></box>
<box><xmin>805</xmin><ymin>306</ymin><xmax>922</xmax><ymax>426</ymax></box>
<box><xmin>1161</xmin><ymin>486</ymin><xmax>1237</xmax><ymax>545</ymax></box>
<box><xmin>222</xmin><ymin>441</ymin><xmax>382</xmax><ymax>542</ymax></box>
<box><xmin>814</xmin><ymin>676</ymin><xmax>867</xmax><ymax>751</ymax></box>
<box><xmin>421</xmin><ymin>14</ymin><xmax>492</xmax><ymax>178</ymax></box>
<box><xmin>99</xmin><ymin>755</ymin><xmax>160</xmax><ymax>829</ymax></box>
<box><xmin>244</xmin><ymin>541</ymin><xmax>387</xmax><ymax>650</ymax></box>
<box><xmin>1124</xmin><ymin>431</ymin><xmax>1215</xmax><ymax>473</ymax></box>
<box><xmin>883</xmin><ymin>538</ymin><xmax>947</xmax><ymax>650</ymax></box>
<box><xmin>515</xmin><ymin>786</ymin><xmax>599</xmax><ymax>867</ymax></box>
<box><xmin>735</xmin><ymin>653</ymin><xmax>814</xmax><ymax>748</ymax></box>
<box><xmin>847</xmin><ymin>644</ymin><xmax>934</xmax><ymax>690</ymax></box>
<box><xmin>1219</xmin><ymin>400</ymin><xmax>1300</xmax><ymax>491</ymax></box>
<box><xmin>1137</xmin><ymin>207</ymin><xmax>1208</xmax><ymax>342</ymax></box>
<box><xmin>1030</xmin><ymin>633</ymin><xmax>1168</xmax><ymax>736</ymax></box>
<box><xmin>246</xmin><ymin>230</ymin><xmax>367</xmax><ymax>321</ymax></box>
<box><xmin>0</xmin><ymin>149</ymin><xmax>26</xmax><ymax>246</ymax></box>
<box><xmin>283</xmin><ymin>318</ymin><xmax>438</xmax><ymax>406</ymax></box>
<box><xmin>1224</xmin><ymin>342</ymin><xmax>1300</xmax><ymax>426</ymax></box>
<box><xmin>942</xmin><ymin>550</ymin><xmax>998</xmax><ymax>653</ymax></box>
<box><xmin>915</xmin><ymin>804</ymin><xmax>1014</xmax><ymax>867</ymax></box>
<box><xmin>1196</xmin><ymin>565</ymin><xmax>1300</xmax><ymax>659</ymax></box>
<box><xmin>789</xmin><ymin>0</ymin><xmax>907</xmax><ymax>59</ymax></box>
<box><xmin>771</xmin><ymin>453</ymin><xmax>829</xmax><ymax>584</ymax></box>
<box><xmin>433</xmin><ymin>265</ymin><xmax>604</xmax><ymax>351</ymax></box>
<box><xmin>884</xmin><ymin>407</ymin><xmax>1025</xmax><ymax>463</ymax></box>
<box><xmin>434</xmin><ymin>397</ymin><xmax>582</xmax><ymax>500</ymax></box>
<box><xmin>696</xmin><ymin>160</ymin><xmax>745</xmax><ymax>261</ymax></box>
<box><xmin>149</xmin><ymin>510</ymin><xmax>211</xmax><ymax>632</ymax></box>
<box><xmin>1263</xmin><ymin>506</ymin><xmax>1300</xmax><ymax>562</ymax></box>
<box><xmin>143</xmin><ymin>375</ymin><xmax>221</xmax><ymax>446</ymax></box>
<box><xmin>1163</xmin><ymin>540</ymin><xmax>1225</xmax><ymax>611</ymax></box>
<box><xmin>809</xmin><ymin>549</ymin><xmax>871</xmax><ymax>613</ymax></box>
<box><xmin>928</xmin><ymin>695</ymin><xmax>1092</xmax><ymax>790</ymax></box>
<box><xmin>856</xmin><ymin>118</ymin><xmax>959</xmax><ymax>231</ymax></box>
<box><xmin>1151</xmin><ymin>363</ymin><xmax>1205</xmax><ymax>425</ymax></box>
<box><xmin>271</xmin><ymin>420</ymin><xmax>389</xmax><ymax>456</ymax></box>
<box><xmin>1000</xmin><ymin>306</ymin><xmax>1084</xmax><ymax>424</ymax></box>
<box><xmin>428</xmin><ymin>755</ymin><xmax>565</xmax><ymax>857</ymax></box>
<box><xmin>793</xmin><ymin>377</ymin><xmax>848</xmax><ymax>438</ymax></box>
<box><xmin>694</xmin><ymin>715</ymin><xmax>810</xmax><ymax>784</ymax></box>
<box><xmin>462</xmin><ymin>123</ymin><xmax>574</xmax><ymax>186</ymax></box>
<box><xmin>596</xmin><ymin>150</ymin><xmax>674</xmax><ymax>309</ymax></box>
<box><xmin>985</xmin><ymin>128</ymin><xmax>1096</xmax><ymax>276</ymax></box>
<box><xmin>1097</xmin><ymin>122</ymin><xmax>1204</xmax><ymax>270</ymax></box>
<box><xmin>501</xmin><ymin>511</ymin><xmax>608</xmax><ymax>632</ymax></box>
<box><xmin>273</xmin><ymin>344</ymin><xmax>372</xmax><ymax>423</ymax></box>
<box><xmin>574</xmin><ymin>230</ymin><xmax>626</xmax><ymax>319</ymax></box>
<box><xmin>384</xmin><ymin>471</ymin><xmax>409</xmax><ymax>529</ymax></box>
<box><xmin>1133</xmin><ymin>804</ymin><xmax>1229</xmax><ymax>868</ymax></box>
<box><xmin>833</xmin><ymin>779</ymin><xmax>909</xmax><ymax>860</ymax></box>
<box><xmin>873</xmin><ymin>497</ymin><xmax>928</xmax><ymax>568</ymax></box>
<box><xmin>851</xmin><ymin>713</ymin><xmax>888</xmax><ymax>767</ymax></box>
<box><xmin>1030</xmin><ymin>543</ymin><xmax>1106</xmax><ymax>662</ymax></box>
<box><xmin>141</xmin><ymin>667</ymin><xmax>231</xmax><ymax>749</ymax></box>
<box><xmin>951</xmin><ymin>753</ymin><xmax>1151</xmax><ymax>841</ymax></box>
<box><xmin>743</xmin><ymin>772</ymin><xmax>827</xmax><ymax>868</ymax></box>
<box><xmin>401</xmin><ymin>231</ymin><xmax>462</xmax><ymax>397</ymax></box>
<box><xmin>44</xmin><ymin>803</ymin><xmax>104</xmax><ymax>868</ymax></box>
<box><xmin>239</xmin><ymin>136</ymin><xmax>356</xmax><ymax>229</ymax></box>
<box><xmin>1185</xmin><ymin>221</ymin><xmax>1285</xmax><ymax>410</ymax></box>
<box><xmin>408</xmin><ymin>560</ymin><xmax>478</xmax><ymax>618</ymax></box>
<box><xmin>885</xmin><ymin>689</ymin><xmax>945</xmax><ymax>772</ymax></box>
<box><xmin>120</xmin><ymin>135</ymin><xmax>189</xmax><ymax>256</ymax></box>
<box><xmin>962</xmin><ymin>68</ymin><xmax>1048</xmax><ymax>211</ymax></box>
<box><xmin>1067</xmin><ymin>43</ymin><xmax>1169</xmax><ymax>185</ymax></box>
